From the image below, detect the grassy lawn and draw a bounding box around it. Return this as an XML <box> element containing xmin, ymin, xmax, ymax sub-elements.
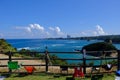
<box><xmin>2</xmin><ymin>73</ymin><xmax>116</xmax><ymax>80</ymax></box>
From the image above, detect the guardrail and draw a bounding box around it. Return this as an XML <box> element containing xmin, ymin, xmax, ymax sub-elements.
<box><xmin>0</xmin><ymin>49</ymin><xmax>119</xmax><ymax>74</ymax></box>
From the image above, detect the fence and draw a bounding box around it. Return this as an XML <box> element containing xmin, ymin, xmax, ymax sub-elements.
<box><xmin>0</xmin><ymin>49</ymin><xmax>120</xmax><ymax>74</ymax></box>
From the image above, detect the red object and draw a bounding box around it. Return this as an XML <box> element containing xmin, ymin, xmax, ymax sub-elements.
<box><xmin>24</xmin><ymin>66</ymin><xmax>36</xmax><ymax>74</ymax></box>
<box><xmin>73</xmin><ymin>67</ymin><xmax>84</xmax><ymax>78</ymax></box>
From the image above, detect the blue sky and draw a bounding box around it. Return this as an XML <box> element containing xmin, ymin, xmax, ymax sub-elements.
<box><xmin>0</xmin><ymin>0</ymin><xmax>120</xmax><ymax>39</ymax></box>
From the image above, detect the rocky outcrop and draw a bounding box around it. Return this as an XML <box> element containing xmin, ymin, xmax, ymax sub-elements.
<box><xmin>82</xmin><ymin>42</ymin><xmax>117</xmax><ymax>57</ymax></box>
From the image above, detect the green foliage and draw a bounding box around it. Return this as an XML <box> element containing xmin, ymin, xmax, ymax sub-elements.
<box><xmin>88</xmin><ymin>61</ymin><xmax>94</xmax><ymax>66</ymax></box>
<box><xmin>50</xmin><ymin>54</ymin><xmax>68</xmax><ymax>65</ymax></box>
<box><xmin>19</xmin><ymin>49</ymin><xmax>30</xmax><ymax>55</ymax></box>
<box><xmin>18</xmin><ymin>49</ymin><xmax>36</xmax><ymax>58</ymax></box>
<box><xmin>0</xmin><ymin>39</ymin><xmax>17</xmax><ymax>53</ymax></box>
<box><xmin>107</xmin><ymin>60</ymin><xmax>117</xmax><ymax>65</ymax></box>
<box><xmin>13</xmin><ymin>53</ymin><xmax>23</xmax><ymax>57</ymax></box>
<box><xmin>82</xmin><ymin>42</ymin><xmax>117</xmax><ymax>51</ymax></box>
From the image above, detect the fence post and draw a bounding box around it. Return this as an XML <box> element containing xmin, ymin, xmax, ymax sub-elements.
<box><xmin>117</xmin><ymin>50</ymin><xmax>120</xmax><ymax>70</ymax></box>
<box><xmin>45</xmin><ymin>46</ymin><xmax>48</xmax><ymax>73</ymax></box>
<box><xmin>83</xmin><ymin>49</ymin><xmax>86</xmax><ymax>74</ymax></box>
<box><xmin>8</xmin><ymin>51</ymin><xmax>12</xmax><ymax>73</ymax></box>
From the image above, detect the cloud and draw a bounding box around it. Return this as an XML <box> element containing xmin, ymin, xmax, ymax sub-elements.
<box><xmin>49</xmin><ymin>27</ymin><xmax>61</xmax><ymax>34</ymax></box>
<box><xmin>29</xmin><ymin>24</ymin><xmax>44</xmax><ymax>31</ymax></box>
<box><xmin>15</xmin><ymin>24</ymin><xmax>65</xmax><ymax>38</ymax></box>
<box><xmin>81</xmin><ymin>32</ymin><xmax>86</xmax><ymax>35</ymax></box>
<box><xmin>49</xmin><ymin>27</ymin><xmax>54</xmax><ymax>31</ymax></box>
<box><xmin>92</xmin><ymin>31</ymin><xmax>98</xmax><ymax>36</ymax></box>
<box><xmin>55</xmin><ymin>27</ymin><xmax>61</xmax><ymax>32</ymax></box>
<box><xmin>16</xmin><ymin>26</ymin><xmax>31</xmax><ymax>32</ymax></box>
<box><xmin>49</xmin><ymin>26</ymin><xmax>64</xmax><ymax>37</ymax></box>
<box><xmin>26</xmin><ymin>27</ymin><xmax>32</xmax><ymax>32</ymax></box>
<box><xmin>79</xmin><ymin>25</ymin><xmax>107</xmax><ymax>36</ymax></box>
<box><xmin>16</xmin><ymin>24</ymin><xmax>44</xmax><ymax>33</ymax></box>
<box><xmin>96</xmin><ymin>25</ymin><xmax>106</xmax><ymax>35</ymax></box>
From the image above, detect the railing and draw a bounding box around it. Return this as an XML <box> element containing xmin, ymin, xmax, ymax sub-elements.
<box><xmin>0</xmin><ymin>49</ymin><xmax>119</xmax><ymax>74</ymax></box>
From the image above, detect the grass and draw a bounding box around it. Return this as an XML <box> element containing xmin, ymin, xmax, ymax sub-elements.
<box><xmin>2</xmin><ymin>73</ymin><xmax>116</xmax><ymax>80</ymax></box>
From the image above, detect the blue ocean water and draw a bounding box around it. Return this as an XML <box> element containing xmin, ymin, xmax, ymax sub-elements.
<box><xmin>6</xmin><ymin>39</ymin><xmax>102</xmax><ymax>51</ymax></box>
<box><xmin>6</xmin><ymin>39</ymin><xmax>120</xmax><ymax>65</ymax></box>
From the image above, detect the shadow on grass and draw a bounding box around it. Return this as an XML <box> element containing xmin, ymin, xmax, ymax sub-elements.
<box><xmin>15</xmin><ymin>72</ymin><xmax>28</xmax><ymax>77</ymax></box>
<box><xmin>91</xmin><ymin>74</ymin><xmax>103</xmax><ymax>80</ymax></box>
<box><xmin>0</xmin><ymin>73</ymin><xmax>11</xmax><ymax>78</ymax></box>
<box><xmin>66</xmin><ymin>76</ymin><xmax>73</xmax><ymax>80</ymax></box>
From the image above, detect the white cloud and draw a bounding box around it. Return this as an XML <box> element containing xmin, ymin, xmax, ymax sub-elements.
<box><xmin>26</xmin><ymin>27</ymin><xmax>32</xmax><ymax>32</ymax></box>
<box><xmin>92</xmin><ymin>31</ymin><xmax>98</xmax><ymax>36</ymax></box>
<box><xmin>55</xmin><ymin>27</ymin><xmax>61</xmax><ymax>32</ymax></box>
<box><xmin>15</xmin><ymin>24</ymin><xmax>65</xmax><ymax>38</ymax></box>
<box><xmin>29</xmin><ymin>24</ymin><xmax>44</xmax><ymax>31</ymax></box>
<box><xmin>45</xmin><ymin>31</ymin><xmax>50</xmax><ymax>35</ymax></box>
<box><xmin>79</xmin><ymin>25</ymin><xmax>107</xmax><ymax>37</ymax></box>
<box><xmin>16</xmin><ymin>27</ymin><xmax>32</xmax><ymax>32</ymax></box>
<box><xmin>49</xmin><ymin>26</ymin><xmax>61</xmax><ymax>34</ymax></box>
<box><xmin>49</xmin><ymin>26</ymin><xmax>64</xmax><ymax>37</ymax></box>
<box><xmin>16</xmin><ymin>24</ymin><xmax>44</xmax><ymax>33</ymax></box>
<box><xmin>81</xmin><ymin>32</ymin><xmax>86</xmax><ymax>35</ymax></box>
<box><xmin>96</xmin><ymin>25</ymin><xmax>106</xmax><ymax>35</ymax></box>
<box><xmin>49</xmin><ymin>27</ymin><xmax>55</xmax><ymax>31</ymax></box>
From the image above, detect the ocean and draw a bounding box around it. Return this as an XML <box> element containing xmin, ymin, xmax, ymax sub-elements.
<box><xmin>6</xmin><ymin>39</ymin><xmax>103</xmax><ymax>52</ymax></box>
<box><xmin>6</xmin><ymin>39</ymin><xmax>120</xmax><ymax>65</ymax></box>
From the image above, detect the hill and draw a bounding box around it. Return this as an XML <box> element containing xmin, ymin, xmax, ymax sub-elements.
<box><xmin>82</xmin><ymin>42</ymin><xmax>117</xmax><ymax>57</ymax></box>
<box><xmin>0</xmin><ymin>39</ymin><xmax>17</xmax><ymax>53</ymax></box>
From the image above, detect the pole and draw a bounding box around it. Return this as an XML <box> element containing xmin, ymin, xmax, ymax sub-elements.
<box><xmin>117</xmin><ymin>50</ymin><xmax>120</xmax><ymax>70</ymax></box>
<box><xmin>45</xmin><ymin>46</ymin><xmax>48</xmax><ymax>73</ymax></box>
<box><xmin>83</xmin><ymin>49</ymin><xmax>86</xmax><ymax>74</ymax></box>
<box><xmin>8</xmin><ymin>51</ymin><xmax>12</xmax><ymax>73</ymax></box>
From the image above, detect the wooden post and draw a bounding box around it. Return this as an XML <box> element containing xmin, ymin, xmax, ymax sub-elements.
<box><xmin>117</xmin><ymin>50</ymin><xmax>120</xmax><ymax>70</ymax></box>
<box><xmin>8</xmin><ymin>51</ymin><xmax>12</xmax><ymax>73</ymax></box>
<box><xmin>45</xmin><ymin>46</ymin><xmax>48</xmax><ymax>73</ymax></box>
<box><xmin>83</xmin><ymin>49</ymin><xmax>86</xmax><ymax>74</ymax></box>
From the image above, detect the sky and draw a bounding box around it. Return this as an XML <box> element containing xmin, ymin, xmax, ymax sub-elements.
<box><xmin>0</xmin><ymin>0</ymin><xmax>120</xmax><ymax>39</ymax></box>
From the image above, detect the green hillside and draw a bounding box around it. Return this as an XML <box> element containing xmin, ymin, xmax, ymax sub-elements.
<box><xmin>0</xmin><ymin>39</ymin><xmax>17</xmax><ymax>53</ymax></box>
